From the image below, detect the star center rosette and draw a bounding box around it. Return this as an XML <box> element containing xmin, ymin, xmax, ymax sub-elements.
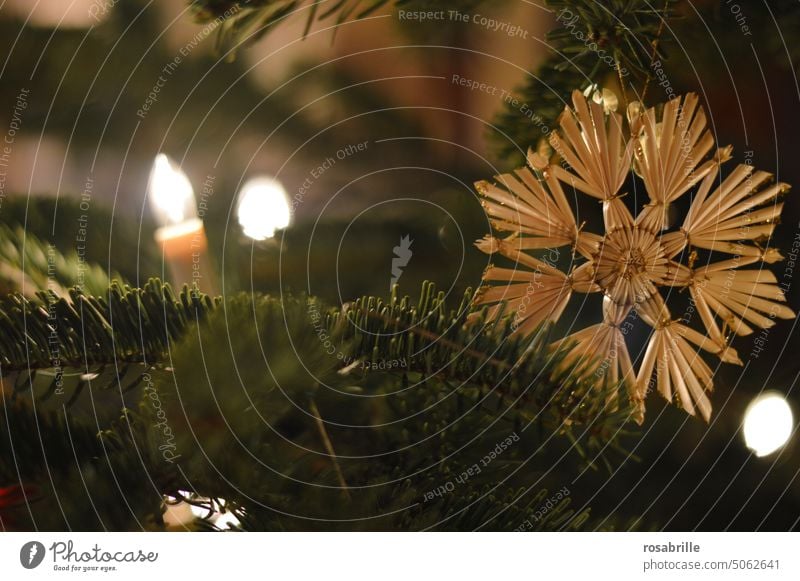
<box><xmin>472</xmin><ymin>89</ymin><xmax>794</xmax><ymax>424</ymax></box>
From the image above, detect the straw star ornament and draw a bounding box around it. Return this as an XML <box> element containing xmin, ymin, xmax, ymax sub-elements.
<box><xmin>473</xmin><ymin>89</ymin><xmax>794</xmax><ymax>423</ymax></box>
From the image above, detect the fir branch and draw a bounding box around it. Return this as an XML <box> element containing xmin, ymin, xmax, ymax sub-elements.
<box><xmin>153</xmin><ymin>293</ymin><xmax>623</xmax><ymax>530</ymax></box>
<box><xmin>0</xmin><ymin>225</ymin><xmax>112</xmax><ymax>299</ymax></box>
<box><xmin>332</xmin><ymin>282</ymin><xmax>631</xmax><ymax>440</ymax></box>
<box><xmin>0</xmin><ymin>280</ymin><xmax>216</xmax><ymax>373</ymax></box>
<box><xmin>0</xmin><ymin>401</ymin><xmax>169</xmax><ymax>530</ymax></box>
<box><xmin>190</xmin><ymin>0</ymin><xmax>404</xmax><ymax>54</ymax></box>
<box><xmin>0</xmin><ymin>279</ymin><xmax>629</xmax><ymax>448</ymax></box>
<box><xmin>492</xmin><ymin>0</ymin><xmax>679</xmax><ymax>164</ymax></box>
<box><xmin>0</xmin><ymin>280</ymin><xmax>217</xmax><ymax>414</ymax></box>
<box><xmin>545</xmin><ymin>0</ymin><xmax>678</xmax><ymax>77</ymax></box>
<box><xmin>1</xmin><ymin>285</ymin><xmax>632</xmax><ymax>531</ymax></box>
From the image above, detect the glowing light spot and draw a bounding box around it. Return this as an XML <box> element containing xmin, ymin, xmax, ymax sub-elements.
<box><xmin>148</xmin><ymin>154</ymin><xmax>196</xmax><ymax>227</ymax></box>
<box><xmin>236</xmin><ymin>176</ymin><xmax>291</xmax><ymax>240</ymax></box>
<box><xmin>743</xmin><ymin>392</ymin><xmax>793</xmax><ymax>457</ymax></box>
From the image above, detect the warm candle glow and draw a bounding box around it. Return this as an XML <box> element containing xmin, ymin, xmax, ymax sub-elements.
<box><xmin>743</xmin><ymin>393</ymin><xmax>793</xmax><ymax>457</ymax></box>
<box><xmin>148</xmin><ymin>154</ymin><xmax>197</xmax><ymax>227</ymax></box>
<box><xmin>147</xmin><ymin>154</ymin><xmax>216</xmax><ymax>295</ymax></box>
<box><xmin>236</xmin><ymin>176</ymin><xmax>291</xmax><ymax>240</ymax></box>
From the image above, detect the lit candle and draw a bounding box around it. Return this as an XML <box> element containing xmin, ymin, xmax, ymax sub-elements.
<box><xmin>236</xmin><ymin>176</ymin><xmax>291</xmax><ymax>241</ymax></box>
<box><xmin>148</xmin><ymin>154</ymin><xmax>216</xmax><ymax>296</ymax></box>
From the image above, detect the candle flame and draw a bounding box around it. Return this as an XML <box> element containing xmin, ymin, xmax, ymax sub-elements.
<box><xmin>148</xmin><ymin>154</ymin><xmax>196</xmax><ymax>227</ymax></box>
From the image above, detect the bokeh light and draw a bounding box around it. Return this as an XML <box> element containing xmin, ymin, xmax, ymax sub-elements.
<box><xmin>743</xmin><ymin>393</ymin><xmax>794</xmax><ymax>457</ymax></box>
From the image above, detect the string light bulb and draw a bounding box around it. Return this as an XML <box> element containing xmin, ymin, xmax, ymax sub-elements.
<box><xmin>743</xmin><ymin>392</ymin><xmax>793</xmax><ymax>457</ymax></box>
<box><xmin>236</xmin><ymin>176</ymin><xmax>291</xmax><ymax>240</ymax></box>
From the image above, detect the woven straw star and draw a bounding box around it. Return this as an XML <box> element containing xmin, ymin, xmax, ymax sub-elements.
<box><xmin>474</xmin><ymin>89</ymin><xmax>794</xmax><ymax>423</ymax></box>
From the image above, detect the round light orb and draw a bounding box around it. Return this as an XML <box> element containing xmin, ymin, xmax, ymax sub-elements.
<box><xmin>743</xmin><ymin>392</ymin><xmax>793</xmax><ymax>457</ymax></box>
<box><xmin>236</xmin><ymin>176</ymin><xmax>291</xmax><ymax>240</ymax></box>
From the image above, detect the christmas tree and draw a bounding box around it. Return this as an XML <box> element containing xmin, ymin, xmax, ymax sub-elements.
<box><xmin>0</xmin><ymin>0</ymin><xmax>799</xmax><ymax>532</ymax></box>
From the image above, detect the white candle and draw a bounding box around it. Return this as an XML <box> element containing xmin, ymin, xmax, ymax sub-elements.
<box><xmin>147</xmin><ymin>154</ymin><xmax>216</xmax><ymax>296</ymax></box>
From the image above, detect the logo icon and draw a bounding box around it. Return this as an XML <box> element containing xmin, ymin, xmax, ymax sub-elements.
<box><xmin>390</xmin><ymin>235</ymin><xmax>413</xmax><ymax>291</ymax></box>
<box><xmin>19</xmin><ymin>541</ymin><xmax>45</xmax><ymax>569</ymax></box>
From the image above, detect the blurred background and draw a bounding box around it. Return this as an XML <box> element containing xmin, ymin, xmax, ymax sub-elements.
<box><xmin>0</xmin><ymin>0</ymin><xmax>799</xmax><ymax>530</ymax></box>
